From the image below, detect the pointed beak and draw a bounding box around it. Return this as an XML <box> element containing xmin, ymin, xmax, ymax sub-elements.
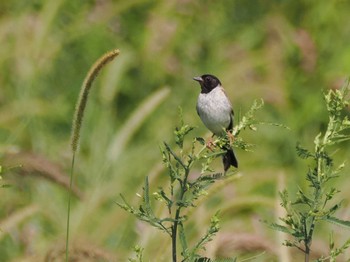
<box><xmin>193</xmin><ymin>76</ymin><xmax>203</xmax><ymax>82</ymax></box>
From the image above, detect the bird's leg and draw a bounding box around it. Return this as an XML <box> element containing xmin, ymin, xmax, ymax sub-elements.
<box><xmin>226</xmin><ymin>131</ymin><xmax>235</xmax><ymax>145</ymax></box>
<box><xmin>206</xmin><ymin>134</ymin><xmax>216</xmax><ymax>151</ymax></box>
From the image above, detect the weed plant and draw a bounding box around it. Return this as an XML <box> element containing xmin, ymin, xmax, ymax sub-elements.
<box><xmin>119</xmin><ymin>101</ymin><xmax>265</xmax><ymax>262</ymax></box>
<box><xmin>270</xmin><ymin>83</ymin><xmax>350</xmax><ymax>262</ymax></box>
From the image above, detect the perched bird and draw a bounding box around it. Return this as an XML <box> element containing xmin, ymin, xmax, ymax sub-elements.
<box><xmin>193</xmin><ymin>74</ymin><xmax>238</xmax><ymax>171</ymax></box>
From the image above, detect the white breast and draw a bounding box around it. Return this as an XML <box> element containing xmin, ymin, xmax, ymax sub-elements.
<box><xmin>196</xmin><ymin>87</ymin><xmax>232</xmax><ymax>136</ymax></box>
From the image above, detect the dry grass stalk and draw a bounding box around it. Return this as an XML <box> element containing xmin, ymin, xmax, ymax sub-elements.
<box><xmin>45</xmin><ymin>242</ymin><xmax>115</xmax><ymax>262</ymax></box>
<box><xmin>3</xmin><ymin>151</ymin><xmax>84</xmax><ymax>199</ymax></box>
<box><xmin>212</xmin><ymin>232</ymin><xmax>277</xmax><ymax>258</ymax></box>
<box><xmin>0</xmin><ymin>205</ymin><xmax>39</xmax><ymax>241</ymax></box>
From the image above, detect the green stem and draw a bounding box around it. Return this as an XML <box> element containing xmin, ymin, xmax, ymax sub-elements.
<box><xmin>172</xmin><ymin>165</ymin><xmax>191</xmax><ymax>262</ymax></box>
<box><xmin>305</xmin><ymin>141</ymin><xmax>324</xmax><ymax>262</ymax></box>
<box><xmin>172</xmin><ymin>208</ymin><xmax>181</xmax><ymax>262</ymax></box>
<box><xmin>65</xmin><ymin>153</ymin><xmax>76</xmax><ymax>262</ymax></box>
<box><xmin>170</xmin><ymin>134</ymin><xmax>214</xmax><ymax>261</ymax></box>
<box><xmin>303</xmin><ymin>180</ymin><xmax>321</xmax><ymax>262</ymax></box>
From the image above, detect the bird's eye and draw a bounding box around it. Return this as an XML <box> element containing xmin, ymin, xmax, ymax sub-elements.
<box><xmin>205</xmin><ymin>77</ymin><xmax>211</xmax><ymax>83</ymax></box>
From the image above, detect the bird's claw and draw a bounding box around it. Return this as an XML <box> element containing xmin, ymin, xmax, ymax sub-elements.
<box><xmin>227</xmin><ymin>131</ymin><xmax>235</xmax><ymax>144</ymax></box>
<box><xmin>206</xmin><ymin>138</ymin><xmax>215</xmax><ymax>151</ymax></box>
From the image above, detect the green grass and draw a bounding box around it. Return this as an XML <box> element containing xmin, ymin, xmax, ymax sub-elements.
<box><xmin>1</xmin><ymin>1</ymin><xmax>350</xmax><ymax>261</ymax></box>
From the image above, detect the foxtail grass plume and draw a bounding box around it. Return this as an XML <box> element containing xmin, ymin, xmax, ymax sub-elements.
<box><xmin>67</xmin><ymin>48</ymin><xmax>120</xmax><ymax>262</ymax></box>
<box><xmin>71</xmin><ymin>49</ymin><xmax>120</xmax><ymax>153</ymax></box>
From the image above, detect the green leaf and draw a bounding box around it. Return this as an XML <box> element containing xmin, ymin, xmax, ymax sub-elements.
<box><xmin>327</xmin><ymin>202</ymin><xmax>342</xmax><ymax>215</ymax></box>
<box><xmin>293</xmin><ymin>188</ymin><xmax>313</xmax><ymax>206</ymax></box>
<box><xmin>325</xmin><ymin>188</ymin><xmax>340</xmax><ymax>201</ymax></box>
<box><xmin>143</xmin><ymin>176</ymin><xmax>153</xmax><ymax>215</ymax></box>
<box><xmin>296</xmin><ymin>143</ymin><xmax>314</xmax><ymax>159</ymax></box>
<box><xmin>117</xmin><ymin>193</ymin><xmax>134</xmax><ymax>212</ymax></box>
<box><xmin>323</xmin><ymin>216</ymin><xmax>350</xmax><ymax>229</ymax></box>
<box><xmin>179</xmin><ymin>222</ymin><xmax>188</xmax><ymax>255</ymax></box>
<box><xmin>268</xmin><ymin>223</ymin><xmax>294</xmax><ymax>235</ymax></box>
<box><xmin>163</xmin><ymin>142</ymin><xmax>187</xmax><ymax>170</ymax></box>
<box><xmin>174</xmin><ymin>108</ymin><xmax>195</xmax><ymax>149</ymax></box>
<box><xmin>194</xmin><ymin>258</ymin><xmax>212</xmax><ymax>262</ymax></box>
<box><xmin>329</xmin><ymin>232</ymin><xmax>335</xmax><ymax>250</ymax></box>
<box><xmin>314</xmin><ymin>132</ymin><xmax>322</xmax><ymax>147</ymax></box>
<box><xmin>195</xmin><ymin>137</ymin><xmax>205</xmax><ymax>146</ymax></box>
<box><xmin>189</xmin><ymin>211</ymin><xmax>221</xmax><ymax>258</ymax></box>
<box><xmin>158</xmin><ymin>188</ymin><xmax>173</xmax><ymax>208</ymax></box>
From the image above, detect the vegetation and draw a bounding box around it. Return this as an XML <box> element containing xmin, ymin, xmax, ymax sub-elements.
<box><xmin>1</xmin><ymin>1</ymin><xmax>350</xmax><ymax>261</ymax></box>
<box><xmin>118</xmin><ymin>101</ymin><xmax>264</xmax><ymax>262</ymax></box>
<box><xmin>270</xmin><ymin>85</ymin><xmax>350</xmax><ymax>262</ymax></box>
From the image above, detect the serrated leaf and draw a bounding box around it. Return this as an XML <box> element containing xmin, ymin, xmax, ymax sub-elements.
<box><xmin>293</xmin><ymin>188</ymin><xmax>313</xmax><ymax>206</ymax></box>
<box><xmin>179</xmin><ymin>222</ymin><xmax>188</xmax><ymax>253</ymax></box>
<box><xmin>143</xmin><ymin>176</ymin><xmax>153</xmax><ymax>215</ymax></box>
<box><xmin>117</xmin><ymin>193</ymin><xmax>133</xmax><ymax>211</ymax></box>
<box><xmin>323</xmin><ymin>216</ymin><xmax>350</xmax><ymax>229</ymax></box>
<box><xmin>328</xmin><ymin>202</ymin><xmax>342</xmax><ymax>215</ymax></box>
<box><xmin>296</xmin><ymin>143</ymin><xmax>314</xmax><ymax>159</ymax></box>
<box><xmin>268</xmin><ymin>223</ymin><xmax>294</xmax><ymax>235</ymax></box>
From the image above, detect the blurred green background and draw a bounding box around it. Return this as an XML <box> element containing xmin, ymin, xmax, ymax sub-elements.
<box><xmin>1</xmin><ymin>0</ymin><xmax>350</xmax><ymax>261</ymax></box>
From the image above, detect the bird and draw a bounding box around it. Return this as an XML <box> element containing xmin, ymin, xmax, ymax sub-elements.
<box><xmin>193</xmin><ymin>74</ymin><xmax>238</xmax><ymax>171</ymax></box>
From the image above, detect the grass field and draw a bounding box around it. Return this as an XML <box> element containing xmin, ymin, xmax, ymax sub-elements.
<box><xmin>1</xmin><ymin>1</ymin><xmax>350</xmax><ymax>261</ymax></box>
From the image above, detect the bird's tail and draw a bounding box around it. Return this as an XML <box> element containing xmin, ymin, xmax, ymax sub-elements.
<box><xmin>223</xmin><ymin>148</ymin><xmax>238</xmax><ymax>172</ymax></box>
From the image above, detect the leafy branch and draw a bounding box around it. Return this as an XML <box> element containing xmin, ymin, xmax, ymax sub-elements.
<box><xmin>118</xmin><ymin>101</ymin><xmax>266</xmax><ymax>262</ymax></box>
<box><xmin>270</xmin><ymin>83</ymin><xmax>350</xmax><ymax>262</ymax></box>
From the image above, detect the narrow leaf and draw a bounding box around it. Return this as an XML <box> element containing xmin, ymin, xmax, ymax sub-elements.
<box><xmin>323</xmin><ymin>216</ymin><xmax>350</xmax><ymax>229</ymax></box>
<box><xmin>268</xmin><ymin>223</ymin><xmax>294</xmax><ymax>235</ymax></box>
<box><xmin>143</xmin><ymin>176</ymin><xmax>153</xmax><ymax>215</ymax></box>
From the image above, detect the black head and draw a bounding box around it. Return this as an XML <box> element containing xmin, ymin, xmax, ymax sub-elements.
<box><xmin>193</xmin><ymin>74</ymin><xmax>222</xmax><ymax>94</ymax></box>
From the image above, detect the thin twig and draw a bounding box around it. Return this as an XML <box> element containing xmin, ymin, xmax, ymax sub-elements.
<box><xmin>65</xmin><ymin>153</ymin><xmax>75</xmax><ymax>262</ymax></box>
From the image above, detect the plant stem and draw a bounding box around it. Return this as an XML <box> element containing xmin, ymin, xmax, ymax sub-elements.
<box><xmin>172</xmin><ymin>208</ymin><xmax>181</xmax><ymax>262</ymax></box>
<box><xmin>305</xmin><ymin>246</ymin><xmax>310</xmax><ymax>262</ymax></box>
<box><xmin>304</xmin><ymin>133</ymin><xmax>325</xmax><ymax>262</ymax></box>
<box><xmin>171</xmin><ymin>166</ymin><xmax>190</xmax><ymax>262</ymax></box>
<box><xmin>65</xmin><ymin>153</ymin><xmax>76</xmax><ymax>262</ymax></box>
<box><xmin>67</xmin><ymin>49</ymin><xmax>119</xmax><ymax>261</ymax></box>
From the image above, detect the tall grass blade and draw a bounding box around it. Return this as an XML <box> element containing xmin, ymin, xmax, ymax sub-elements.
<box><xmin>107</xmin><ymin>87</ymin><xmax>170</xmax><ymax>161</ymax></box>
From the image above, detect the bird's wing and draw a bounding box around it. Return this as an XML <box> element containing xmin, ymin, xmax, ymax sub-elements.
<box><xmin>196</xmin><ymin>103</ymin><xmax>201</xmax><ymax>117</ymax></box>
<box><xmin>227</xmin><ymin>113</ymin><xmax>233</xmax><ymax>132</ymax></box>
<box><xmin>220</xmin><ymin>87</ymin><xmax>234</xmax><ymax>131</ymax></box>
<box><xmin>221</xmin><ymin>87</ymin><xmax>233</xmax><ymax>109</ymax></box>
